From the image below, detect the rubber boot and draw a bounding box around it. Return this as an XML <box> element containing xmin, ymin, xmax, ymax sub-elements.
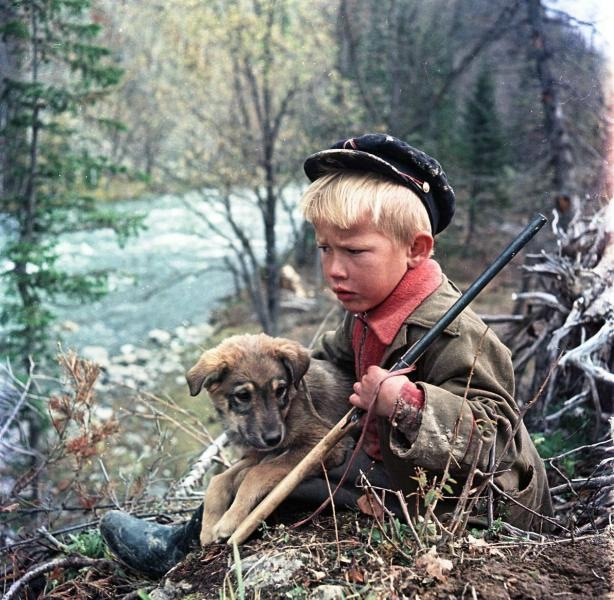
<box><xmin>99</xmin><ymin>449</ymin><xmax>398</xmax><ymax>577</ymax></box>
<box><xmin>99</xmin><ymin>504</ymin><xmax>202</xmax><ymax>578</ymax></box>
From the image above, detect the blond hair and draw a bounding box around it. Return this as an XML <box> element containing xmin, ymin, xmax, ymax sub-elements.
<box><xmin>301</xmin><ymin>171</ymin><xmax>432</xmax><ymax>246</ymax></box>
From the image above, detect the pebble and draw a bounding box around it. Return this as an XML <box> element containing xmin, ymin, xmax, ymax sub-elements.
<box><xmin>86</xmin><ymin>326</ymin><xmax>206</xmax><ymax>392</ymax></box>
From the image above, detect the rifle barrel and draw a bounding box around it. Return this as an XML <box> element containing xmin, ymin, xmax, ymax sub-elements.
<box><xmin>390</xmin><ymin>213</ymin><xmax>547</xmax><ymax>372</ymax></box>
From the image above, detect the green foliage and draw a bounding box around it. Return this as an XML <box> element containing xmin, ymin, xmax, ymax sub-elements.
<box><xmin>0</xmin><ymin>0</ymin><xmax>143</xmax><ymax>370</ymax></box>
<box><xmin>66</xmin><ymin>529</ymin><xmax>109</xmax><ymax>559</ymax></box>
<box><xmin>470</xmin><ymin>517</ymin><xmax>504</xmax><ymax>540</ymax></box>
<box><xmin>285</xmin><ymin>587</ymin><xmax>309</xmax><ymax>599</ymax></box>
<box><xmin>460</xmin><ymin>65</ymin><xmax>511</xmax><ymax>248</ymax></box>
<box><xmin>464</xmin><ymin>67</ymin><xmax>507</xmax><ymax>176</ymax></box>
<box><xmin>531</xmin><ymin>429</ymin><xmax>586</xmax><ymax>477</ymax></box>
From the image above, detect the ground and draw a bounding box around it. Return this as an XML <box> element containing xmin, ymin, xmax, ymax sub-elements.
<box><xmin>157</xmin><ymin>514</ymin><xmax>613</xmax><ymax>599</ymax></box>
<box><xmin>6</xmin><ymin>513</ymin><xmax>612</xmax><ymax>599</ymax></box>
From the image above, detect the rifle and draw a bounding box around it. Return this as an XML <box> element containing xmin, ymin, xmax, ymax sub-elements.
<box><xmin>228</xmin><ymin>213</ymin><xmax>548</xmax><ymax>545</ymax></box>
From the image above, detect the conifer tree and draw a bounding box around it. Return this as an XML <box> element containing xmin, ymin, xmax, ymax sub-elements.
<box><xmin>463</xmin><ymin>66</ymin><xmax>508</xmax><ymax>249</ymax></box>
<box><xmin>0</xmin><ymin>0</ymin><xmax>141</xmax><ymax>371</ymax></box>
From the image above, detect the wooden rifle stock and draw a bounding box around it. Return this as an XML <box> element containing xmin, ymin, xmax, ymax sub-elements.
<box><xmin>228</xmin><ymin>214</ymin><xmax>547</xmax><ymax>545</ymax></box>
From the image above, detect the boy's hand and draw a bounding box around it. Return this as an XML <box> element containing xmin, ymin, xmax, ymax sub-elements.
<box><xmin>349</xmin><ymin>365</ymin><xmax>415</xmax><ymax>418</ymax></box>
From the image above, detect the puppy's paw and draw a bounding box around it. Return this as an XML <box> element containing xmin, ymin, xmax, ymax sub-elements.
<box><xmin>211</xmin><ymin>514</ymin><xmax>240</xmax><ymax>542</ymax></box>
<box><xmin>199</xmin><ymin>524</ymin><xmax>218</xmax><ymax>546</ymax></box>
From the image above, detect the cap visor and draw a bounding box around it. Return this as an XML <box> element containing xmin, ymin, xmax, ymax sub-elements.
<box><xmin>304</xmin><ymin>149</ymin><xmax>410</xmax><ymax>187</ymax></box>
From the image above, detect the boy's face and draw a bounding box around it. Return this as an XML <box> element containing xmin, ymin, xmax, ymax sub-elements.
<box><xmin>315</xmin><ymin>219</ymin><xmax>414</xmax><ymax>313</ymax></box>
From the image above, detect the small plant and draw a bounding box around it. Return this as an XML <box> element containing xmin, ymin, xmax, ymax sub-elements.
<box><xmin>65</xmin><ymin>530</ymin><xmax>108</xmax><ymax>559</ymax></box>
<box><xmin>285</xmin><ymin>586</ymin><xmax>309</xmax><ymax>599</ymax></box>
<box><xmin>532</xmin><ymin>430</ymin><xmax>584</xmax><ymax>477</ymax></box>
<box><xmin>471</xmin><ymin>517</ymin><xmax>504</xmax><ymax>539</ymax></box>
<box><xmin>220</xmin><ymin>541</ymin><xmax>245</xmax><ymax>600</ymax></box>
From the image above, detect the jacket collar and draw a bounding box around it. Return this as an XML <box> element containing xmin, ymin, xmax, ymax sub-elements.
<box><xmin>361</xmin><ymin>258</ymin><xmax>443</xmax><ymax>345</ymax></box>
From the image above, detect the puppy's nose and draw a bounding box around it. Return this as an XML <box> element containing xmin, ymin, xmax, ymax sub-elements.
<box><xmin>262</xmin><ymin>430</ymin><xmax>282</xmax><ymax>447</ymax></box>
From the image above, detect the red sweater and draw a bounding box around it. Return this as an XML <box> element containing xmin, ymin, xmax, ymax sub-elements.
<box><xmin>351</xmin><ymin>259</ymin><xmax>443</xmax><ymax>459</ymax></box>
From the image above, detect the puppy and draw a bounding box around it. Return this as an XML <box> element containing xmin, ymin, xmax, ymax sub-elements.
<box><xmin>186</xmin><ymin>333</ymin><xmax>354</xmax><ymax>545</ymax></box>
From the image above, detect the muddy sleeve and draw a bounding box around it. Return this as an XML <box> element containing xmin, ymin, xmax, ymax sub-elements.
<box><xmin>387</xmin><ymin>319</ymin><xmax>522</xmax><ymax>476</ymax></box>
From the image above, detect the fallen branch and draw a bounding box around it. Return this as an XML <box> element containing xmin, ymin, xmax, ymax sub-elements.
<box><xmin>544</xmin><ymin>390</ymin><xmax>590</xmax><ymax>422</ymax></box>
<box><xmin>558</xmin><ymin>319</ymin><xmax>614</xmax><ymax>385</ymax></box>
<box><xmin>173</xmin><ymin>431</ymin><xmax>230</xmax><ymax>497</ymax></box>
<box><xmin>1</xmin><ymin>556</ymin><xmax>116</xmax><ymax>600</ymax></box>
<box><xmin>549</xmin><ymin>474</ymin><xmax>614</xmax><ymax>495</ymax></box>
<box><xmin>512</xmin><ymin>291</ymin><xmax>568</xmax><ymax>311</ymax></box>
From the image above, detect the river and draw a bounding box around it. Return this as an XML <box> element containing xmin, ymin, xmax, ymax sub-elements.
<box><xmin>2</xmin><ymin>191</ymin><xmax>296</xmax><ymax>356</ymax></box>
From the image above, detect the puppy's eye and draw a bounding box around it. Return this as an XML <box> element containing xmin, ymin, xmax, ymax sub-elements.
<box><xmin>276</xmin><ymin>383</ymin><xmax>289</xmax><ymax>408</ymax></box>
<box><xmin>233</xmin><ymin>391</ymin><xmax>251</xmax><ymax>403</ymax></box>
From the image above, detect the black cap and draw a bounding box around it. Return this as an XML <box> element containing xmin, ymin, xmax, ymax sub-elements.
<box><xmin>303</xmin><ymin>133</ymin><xmax>455</xmax><ymax>234</ymax></box>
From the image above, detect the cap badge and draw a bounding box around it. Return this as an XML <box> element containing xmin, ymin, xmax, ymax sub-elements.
<box><xmin>400</xmin><ymin>172</ymin><xmax>430</xmax><ymax>194</ymax></box>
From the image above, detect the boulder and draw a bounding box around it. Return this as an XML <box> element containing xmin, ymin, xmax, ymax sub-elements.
<box><xmin>149</xmin><ymin>328</ymin><xmax>172</xmax><ymax>346</ymax></box>
<box><xmin>80</xmin><ymin>346</ymin><xmax>110</xmax><ymax>370</ymax></box>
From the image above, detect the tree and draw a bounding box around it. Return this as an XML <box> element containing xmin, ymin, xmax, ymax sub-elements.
<box><xmin>522</xmin><ymin>0</ymin><xmax>607</xmax><ymax>225</ymax></box>
<box><xmin>462</xmin><ymin>66</ymin><xmax>508</xmax><ymax>249</ymax></box>
<box><xmin>89</xmin><ymin>1</ymin><xmax>181</xmax><ymax>187</ymax></box>
<box><xmin>503</xmin><ymin>0</ymin><xmax>613</xmax><ymax>428</ymax></box>
<box><xmin>0</xmin><ymin>0</ymin><xmax>141</xmax><ymax>371</ymax></box>
<box><xmin>132</xmin><ymin>0</ymin><xmax>338</xmax><ymax>335</ymax></box>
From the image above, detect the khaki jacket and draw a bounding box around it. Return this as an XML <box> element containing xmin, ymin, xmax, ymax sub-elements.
<box><xmin>314</xmin><ymin>276</ymin><xmax>553</xmax><ymax>532</ymax></box>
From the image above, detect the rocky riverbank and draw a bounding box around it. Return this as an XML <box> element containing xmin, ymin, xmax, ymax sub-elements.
<box><xmin>78</xmin><ymin>323</ymin><xmax>214</xmax><ymax>391</ymax></box>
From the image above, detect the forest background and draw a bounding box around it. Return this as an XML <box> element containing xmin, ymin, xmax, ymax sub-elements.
<box><xmin>1</xmin><ymin>0</ymin><xmax>613</xmax><ymax>596</ymax></box>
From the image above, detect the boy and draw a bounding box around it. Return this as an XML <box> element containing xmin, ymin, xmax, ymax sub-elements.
<box><xmin>100</xmin><ymin>134</ymin><xmax>552</xmax><ymax>577</ymax></box>
<box><xmin>302</xmin><ymin>134</ymin><xmax>552</xmax><ymax>526</ymax></box>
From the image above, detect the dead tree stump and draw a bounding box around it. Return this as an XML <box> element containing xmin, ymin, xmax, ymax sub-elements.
<box><xmin>505</xmin><ymin>206</ymin><xmax>614</xmax><ymax>433</ymax></box>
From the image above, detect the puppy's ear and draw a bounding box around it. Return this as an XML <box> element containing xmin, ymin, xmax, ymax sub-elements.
<box><xmin>186</xmin><ymin>352</ymin><xmax>228</xmax><ymax>396</ymax></box>
<box><xmin>275</xmin><ymin>340</ymin><xmax>310</xmax><ymax>389</ymax></box>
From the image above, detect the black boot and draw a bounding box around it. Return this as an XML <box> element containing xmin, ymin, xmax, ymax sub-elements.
<box><xmin>99</xmin><ymin>504</ymin><xmax>203</xmax><ymax>578</ymax></box>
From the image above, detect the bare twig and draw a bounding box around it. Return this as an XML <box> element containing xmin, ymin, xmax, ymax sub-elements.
<box><xmin>544</xmin><ymin>390</ymin><xmax>590</xmax><ymax>422</ymax></box>
<box><xmin>549</xmin><ymin>474</ymin><xmax>614</xmax><ymax>495</ymax></box>
<box><xmin>0</xmin><ymin>360</ymin><xmax>35</xmax><ymax>441</ymax></box>
<box><xmin>444</xmin><ymin>438</ymin><xmax>484</xmax><ymax>541</ymax></box>
<box><xmin>489</xmin><ymin>481</ymin><xmax>567</xmax><ymax>532</ymax></box>
<box><xmin>359</xmin><ymin>479</ymin><xmax>413</xmax><ymax>562</ymax></box>
<box><xmin>35</xmin><ymin>526</ymin><xmax>71</xmax><ymax>553</ymax></box>
<box><xmin>173</xmin><ymin>431</ymin><xmax>230</xmax><ymax>496</ymax></box>
<box><xmin>2</xmin><ymin>556</ymin><xmax>116</xmax><ymax>600</ymax></box>
<box><xmin>321</xmin><ymin>461</ymin><xmax>341</xmax><ymax>564</ymax></box>
<box><xmin>394</xmin><ymin>490</ymin><xmax>424</xmax><ymax>550</ymax></box>
<box><xmin>546</xmin><ymin>438</ymin><xmax>612</xmax><ymax>462</ymax></box>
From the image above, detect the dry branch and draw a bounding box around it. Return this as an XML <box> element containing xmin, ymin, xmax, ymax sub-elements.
<box><xmin>173</xmin><ymin>431</ymin><xmax>230</xmax><ymax>497</ymax></box>
<box><xmin>1</xmin><ymin>556</ymin><xmax>116</xmax><ymax>600</ymax></box>
<box><xmin>549</xmin><ymin>474</ymin><xmax>614</xmax><ymax>495</ymax></box>
<box><xmin>505</xmin><ymin>205</ymin><xmax>614</xmax><ymax>426</ymax></box>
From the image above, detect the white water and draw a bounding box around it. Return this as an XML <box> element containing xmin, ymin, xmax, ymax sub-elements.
<box><xmin>1</xmin><ymin>191</ymin><xmax>298</xmax><ymax>355</ymax></box>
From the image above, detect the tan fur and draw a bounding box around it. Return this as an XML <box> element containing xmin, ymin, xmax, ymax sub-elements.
<box><xmin>186</xmin><ymin>333</ymin><xmax>354</xmax><ymax>545</ymax></box>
